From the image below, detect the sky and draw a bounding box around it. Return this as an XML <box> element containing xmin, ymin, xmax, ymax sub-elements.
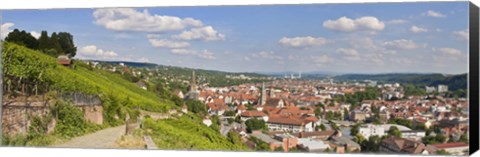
<box><xmin>0</xmin><ymin>2</ymin><xmax>470</xmax><ymax>74</ymax></box>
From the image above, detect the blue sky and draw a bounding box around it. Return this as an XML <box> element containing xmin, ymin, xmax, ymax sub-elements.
<box><xmin>0</xmin><ymin>2</ymin><xmax>470</xmax><ymax>74</ymax></box>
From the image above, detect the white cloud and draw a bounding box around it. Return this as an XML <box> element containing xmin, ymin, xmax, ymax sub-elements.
<box><xmin>278</xmin><ymin>36</ymin><xmax>328</xmax><ymax>48</ymax></box>
<box><xmin>386</xmin><ymin>19</ymin><xmax>407</xmax><ymax>24</ymax></box>
<box><xmin>30</xmin><ymin>31</ymin><xmax>41</xmax><ymax>39</ymax></box>
<box><xmin>323</xmin><ymin>16</ymin><xmax>385</xmax><ymax>32</ymax></box>
<box><xmin>433</xmin><ymin>47</ymin><xmax>462</xmax><ymax>56</ymax></box>
<box><xmin>336</xmin><ymin>48</ymin><xmax>361</xmax><ymax>61</ymax></box>
<box><xmin>409</xmin><ymin>25</ymin><xmax>428</xmax><ymax>33</ymax></box>
<box><xmin>1</xmin><ymin>22</ymin><xmax>15</xmax><ymax>39</ymax></box>
<box><xmin>383</xmin><ymin>39</ymin><xmax>419</xmax><ymax>50</ymax></box>
<box><xmin>453</xmin><ymin>29</ymin><xmax>469</xmax><ymax>40</ymax></box>
<box><xmin>170</xmin><ymin>49</ymin><xmax>216</xmax><ymax>59</ymax></box>
<box><xmin>252</xmin><ymin>51</ymin><xmax>283</xmax><ymax>60</ymax></box>
<box><xmin>172</xmin><ymin>26</ymin><xmax>225</xmax><ymax>41</ymax></box>
<box><xmin>79</xmin><ymin>45</ymin><xmax>118</xmax><ymax>59</ymax></box>
<box><xmin>148</xmin><ymin>38</ymin><xmax>190</xmax><ymax>49</ymax></box>
<box><xmin>93</xmin><ymin>8</ymin><xmax>203</xmax><ymax>32</ymax></box>
<box><xmin>425</xmin><ymin>10</ymin><xmax>446</xmax><ymax>18</ymax></box>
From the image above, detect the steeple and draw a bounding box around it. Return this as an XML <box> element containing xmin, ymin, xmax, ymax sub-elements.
<box><xmin>190</xmin><ymin>70</ymin><xmax>197</xmax><ymax>92</ymax></box>
<box><xmin>260</xmin><ymin>82</ymin><xmax>267</xmax><ymax>106</ymax></box>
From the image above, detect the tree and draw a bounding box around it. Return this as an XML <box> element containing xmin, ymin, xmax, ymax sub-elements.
<box><xmin>245</xmin><ymin>118</ymin><xmax>267</xmax><ymax>133</ymax></box>
<box><xmin>57</xmin><ymin>32</ymin><xmax>77</xmax><ymax>57</ymax></box>
<box><xmin>351</xmin><ymin>124</ymin><xmax>360</xmax><ymax>136</ymax></box>
<box><xmin>4</xmin><ymin>29</ymin><xmax>39</xmax><ymax>49</ymax></box>
<box><xmin>48</xmin><ymin>32</ymin><xmax>63</xmax><ymax>56</ymax></box>
<box><xmin>316</xmin><ymin>124</ymin><xmax>326</xmax><ymax>131</ymax></box>
<box><xmin>224</xmin><ymin>110</ymin><xmax>236</xmax><ymax>117</ymax></box>
<box><xmin>387</xmin><ymin>126</ymin><xmax>402</xmax><ymax>137</ymax></box>
<box><xmin>38</xmin><ymin>31</ymin><xmax>50</xmax><ymax>51</ymax></box>
<box><xmin>353</xmin><ymin>133</ymin><xmax>366</xmax><ymax>144</ymax></box>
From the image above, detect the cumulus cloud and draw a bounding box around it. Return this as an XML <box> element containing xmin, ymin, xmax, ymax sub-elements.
<box><xmin>1</xmin><ymin>22</ymin><xmax>15</xmax><ymax>39</ymax></box>
<box><xmin>79</xmin><ymin>45</ymin><xmax>118</xmax><ymax>59</ymax></box>
<box><xmin>278</xmin><ymin>36</ymin><xmax>328</xmax><ymax>48</ymax></box>
<box><xmin>336</xmin><ymin>48</ymin><xmax>361</xmax><ymax>61</ymax></box>
<box><xmin>172</xmin><ymin>26</ymin><xmax>225</xmax><ymax>41</ymax></box>
<box><xmin>170</xmin><ymin>49</ymin><xmax>216</xmax><ymax>59</ymax></box>
<box><xmin>30</xmin><ymin>31</ymin><xmax>41</xmax><ymax>39</ymax></box>
<box><xmin>453</xmin><ymin>29</ymin><xmax>469</xmax><ymax>40</ymax></box>
<box><xmin>252</xmin><ymin>51</ymin><xmax>283</xmax><ymax>60</ymax></box>
<box><xmin>433</xmin><ymin>47</ymin><xmax>462</xmax><ymax>56</ymax></box>
<box><xmin>383</xmin><ymin>39</ymin><xmax>419</xmax><ymax>50</ymax></box>
<box><xmin>323</xmin><ymin>16</ymin><xmax>385</xmax><ymax>32</ymax></box>
<box><xmin>93</xmin><ymin>8</ymin><xmax>203</xmax><ymax>32</ymax></box>
<box><xmin>148</xmin><ymin>38</ymin><xmax>190</xmax><ymax>49</ymax></box>
<box><xmin>409</xmin><ymin>25</ymin><xmax>428</xmax><ymax>33</ymax></box>
<box><xmin>425</xmin><ymin>10</ymin><xmax>446</xmax><ymax>18</ymax></box>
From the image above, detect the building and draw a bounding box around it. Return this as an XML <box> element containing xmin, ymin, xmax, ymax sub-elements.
<box><xmin>250</xmin><ymin>132</ymin><xmax>283</xmax><ymax>151</ymax></box>
<box><xmin>350</xmin><ymin>110</ymin><xmax>368</xmax><ymax>122</ymax></box>
<box><xmin>267</xmin><ymin>115</ymin><xmax>315</xmax><ymax>132</ymax></box>
<box><xmin>297</xmin><ymin>138</ymin><xmax>331</xmax><ymax>152</ymax></box>
<box><xmin>329</xmin><ymin>136</ymin><xmax>361</xmax><ymax>152</ymax></box>
<box><xmin>240</xmin><ymin>110</ymin><xmax>268</xmax><ymax>122</ymax></box>
<box><xmin>379</xmin><ymin>137</ymin><xmax>429</xmax><ymax>155</ymax></box>
<box><xmin>259</xmin><ymin>82</ymin><xmax>267</xmax><ymax>106</ymax></box>
<box><xmin>401</xmin><ymin>130</ymin><xmax>426</xmax><ymax>141</ymax></box>
<box><xmin>359</xmin><ymin>124</ymin><xmax>385</xmax><ymax>139</ymax></box>
<box><xmin>273</xmin><ymin>133</ymin><xmax>299</xmax><ymax>152</ymax></box>
<box><xmin>57</xmin><ymin>55</ymin><xmax>72</xmax><ymax>66</ymax></box>
<box><xmin>184</xmin><ymin>70</ymin><xmax>200</xmax><ymax>100</ymax></box>
<box><xmin>437</xmin><ymin>85</ymin><xmax>448</xmax><ymax>93</ymax></box>
<box><xmin>425</xmin><ymin>86</ymin><xmax>436</xmax><ymax>93</ymax></box>
<box><xmin>426</xmin><ymin>142</ymin><xmax>469</xmax><ymax>155</ymax></box>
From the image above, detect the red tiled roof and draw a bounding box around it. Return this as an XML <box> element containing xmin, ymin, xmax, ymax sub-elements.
<box><xmin>241</xmin><ymin>111</ymin><xmax>266</xmax><ymax>117</ymax></box>
<box><xmin>430</xmin><ymin>142</ymin><xmax>468</xmax><ymax>149</ymax></box>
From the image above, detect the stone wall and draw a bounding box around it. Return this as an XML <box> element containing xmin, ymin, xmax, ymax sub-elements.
<box><xmin>1</xmin><ymin>101</ymin><xmax>52</xmax><ymax>136</ymax></box>
<box><xmin>2</xmin><ymin>95</ymin><xmax>104</xmax><ymax>136</ymax></box>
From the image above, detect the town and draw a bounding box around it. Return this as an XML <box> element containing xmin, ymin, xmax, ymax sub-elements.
<box><xmin>169</xmin><ymin>69</ymin><xmax>470</xmax><ymax>155</ymax></box>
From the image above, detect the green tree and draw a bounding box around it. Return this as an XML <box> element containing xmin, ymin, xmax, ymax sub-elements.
<box><xmin>351</xmin><ymin>124</ymin><xmax>360</xmax><ymax>136</ymax></box>
<box><xmin>387</xmin><ymin>126</ymin><xmax>402</xmax><ymax>137</ymax></box>
<box><xmin>4</xmin><ymin>29</ymin><xmax>39</xmax><ymax>49</ymax></box>
<box><xmin>57</xmin><ymin>32</ymin><xmax>77</xmax><ymax>57</ymax></box>
<box><xmin>48</xmin><ymin>32</ymin><xmax>63</xmax><ymax>56</ymax></box>
<box><xmin>37</xmin><ymin>31</ymin><xmax>50</xmax><ymax>51</ymax></box>
<box><xmin>245</xmin><ymin>119</ymin><xmax>267</xmax><ymax>133</ymax></box>
<box><xmin>435</xmin><ymin>149</ymin><xmax>450</xmax><ymax>155</ymax></box>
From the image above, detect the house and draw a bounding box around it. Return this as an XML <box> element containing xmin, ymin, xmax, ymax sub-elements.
<box><xmin>426</xmin><ymin>142</ymin><xmax>468</xmax><ymax>155</ymax></box>
<box><xmin>266</xmin><ymin>115</ymin><xmax>316</xmax><ymax>133</ymax></box>
<box><xmin>265</xmin><ymin>98</ymin><xmax>285</xmax><ymax>108</ymax></box>
<box><xmin>350</xmin><ymin>110</ymin><xmax>368</xmax><ymax>122</ymax></box>
<box><xmin>250</xmin><ymin>132</ymin><xmax>283</xmax><ymax>151</ymax></box>
<box><xmin>273</xmin><ymin>133</ymin><xmax>299</xmax><ymax>152</ymax></box>
<box><xmin>57</xmin><ymin>55</ymin><xmax>72</xmax><ymax>66</ymax></box>
<box><xmin>240</xmin><ymin>110</ymin><xmax>268</xmax><ymax>122</ymax></box>
<box><xmin>379</xmin><ymin>137</ymin><xmax>429</xmax><ymax>155</ymax></box>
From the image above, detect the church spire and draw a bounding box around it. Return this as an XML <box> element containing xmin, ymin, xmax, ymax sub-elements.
<box><xmin>190</xmin><ymin>70</ymin><xmax>197</xmax><ymax>92</ymax></box>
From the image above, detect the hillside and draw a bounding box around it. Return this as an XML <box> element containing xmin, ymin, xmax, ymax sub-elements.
<box><xmin>334</xmin><ymin>73</ymin><xmax>467</xmax><ymax>91</ymax></box>
<box><xmin>2</xmin><ymin>43</ymin><xmax>248</xmax><ymax>150</ymax></box>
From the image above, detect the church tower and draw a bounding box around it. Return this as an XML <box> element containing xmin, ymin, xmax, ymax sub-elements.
<box><xmin>190</xmin><ymin>70</ymin><xmax>197</xmax><ymax>92</ymax></box>
<box><xmin>260</xmin><ymin>82</ymin><xmax>267</xmax><ymax>105</ymax></box>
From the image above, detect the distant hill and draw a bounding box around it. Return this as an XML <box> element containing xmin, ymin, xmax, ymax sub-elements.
<box><xmin>334</xmin><ymin>73</ymin><xmax>467</xmax><ymax>91</ymax></box>
<box><xmin>82</xmin><ymin>60</ymin><xmax>158</xmax><ymax>68</ymax></box>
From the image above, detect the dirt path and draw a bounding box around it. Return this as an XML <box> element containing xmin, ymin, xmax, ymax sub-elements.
<box><xmin>52</xmin><ymin>125</ymin><xmax>126</xmax><ymax>149</ymax></box>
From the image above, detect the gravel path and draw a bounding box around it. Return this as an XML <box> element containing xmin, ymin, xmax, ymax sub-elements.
<box><xmin>52</xmin><ymin>125</ymin><xmax>126</xmax><ymax>149</ymax></box>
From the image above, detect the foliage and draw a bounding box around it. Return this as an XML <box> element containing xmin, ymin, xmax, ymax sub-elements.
<box><xmin>142</xmin><ymin>115</ymin><xmax>249</xmax><ymax>151</ymax></box>
<box><xmin>248</xmin><ymin>136</ymin><xmax>270</xmax><ymax>151</ymax></box>
<box><xmin>387</xmin><ymin>118</ymin><xmax>413</xmax><ymax>128</ymax></box>
<box><xmin>435</xmin><ymin>149</ymin><xmax>450</xmax><ymax>155</ymax></box>
<box><xmin>185</xmin><ymin>99</ymin><xmax>207</xmax><ymax>115</ymax></box>
<box><xmin>245</xmin><ymin>119</ymin><xmax>267</xmax><ymax>133</ymax></box>
<box><xmin>333</xmin><ymin>87</ymin><xmax>380</xmax><ymax>106</ymax></box>
<box><xmin>387</xmin><ymin>126</ymin><xmax>402</xmax><ymax>137</ymax></box>
<box><xmin>422</xmin><ymin>134</ymin><xmax>447</xmax><ymax>145</ymax></box>
<box><xmin>52</xmin><ymin>100</ymin><xmax>101</xmax><ymax>138</ymax></box>
<box><xmin>4</xmin><ymin>29</ymin><xmax>39</xmax><ymax>49</ymax></box>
